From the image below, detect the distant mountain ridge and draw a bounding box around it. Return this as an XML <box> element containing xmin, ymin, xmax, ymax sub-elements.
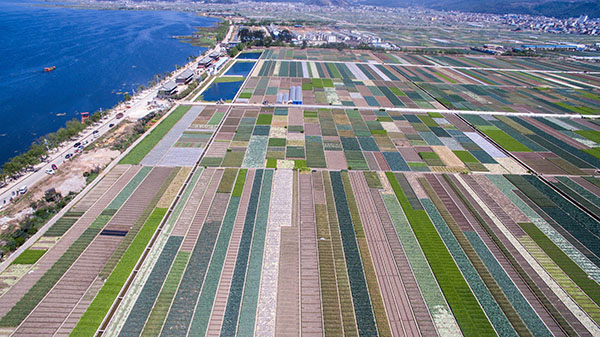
<box><xmin>233</xmin><ymin>0</ymin><xmax>600</xmax><ymax>19</ymax></box>
<box><xmin>119</xmin><ymin>0</ymin><xmax>599</xmax><ymax>19</ymax></box>
<box><xmin>356</xmin><ymin>0</ymin><xmax>600</xmax><ymax>19</ymax></box>
<box><xmin>428</xmin><ymin>0</ymin><xmax>599</xmax><ymax>19</ymax></box>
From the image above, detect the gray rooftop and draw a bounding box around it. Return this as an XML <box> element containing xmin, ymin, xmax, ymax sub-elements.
<box><xmin>199</xmin><ymin>56</ymin><xmax>212</xmax><ymax>64</ymax></box>
<box><xmin>177</xmin><ymin>69</ymin><xmax>194</xmax><ymax>80</ymax></box>
<box><xmin>161</xmin><ymin>81</ymin><xmax>177</xmax><ymax>92</ymax></box>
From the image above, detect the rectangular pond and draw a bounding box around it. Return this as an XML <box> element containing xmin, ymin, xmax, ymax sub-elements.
<box><xmin>225</xmin><ymin>61</ymin><xmax>256</xmax><ymax>77</ymax></box>
<box><xmin>200</xmin><ymin>79</ymin><xmax>244</xmax><ymax>102</ymax></box>
<box><xmin>237</xmin><ymin>51</ymin><xmax>262</xmax><ymax>60</ymax></box>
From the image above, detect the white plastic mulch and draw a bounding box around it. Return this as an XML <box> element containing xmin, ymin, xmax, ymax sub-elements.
<box><xmin>255</xmin><ymin>170</ymin><xmax>293</xmax><ymax>336</ymax></box>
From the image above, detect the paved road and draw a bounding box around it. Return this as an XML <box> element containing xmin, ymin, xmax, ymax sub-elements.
<box><xmin>259</xmin><ymin>58</ymin><xmax>600</xmax><ymax>74</ymax></box>
<box><xmin>180</xmin><ymin>101</ymin><xmax>597</xmax><ymax>119</ymax></box>
<box><xmin>0</xmin><ymin>114</ymin><xmax>120</xmax><ymax>208</ymax></box>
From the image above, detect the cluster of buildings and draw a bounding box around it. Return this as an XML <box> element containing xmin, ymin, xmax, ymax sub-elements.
<box><xmin>352</xmin><ymin>6</ymin><xmax>600</xmax><ymax>36</ymax></box>
<box><xmin>474</xmin><ymin>42</ymin><xmax>592</xmax><ymax>54</ymax></box>
<box><xmin>473</xmin><ymin>41</ymin><xmax>599</xmax><ymax>55</ymax></box>
<box><xmin>471</xmin><ymin>44</ymin><xmax>507</xmax><ymax>55</ymax></box>
<box><xmin>158</xmin><ymin>68</ymin><xmax>195</xmax><ymax>98</ymax></box>
<box><xmin>501</xmin><ymin>15</ymin><xmax>600</xmax><ymax>36</ymax></box>
<box><xmin>519</xmin><ymin>43</ymin><xmax>588</xmax><ymax>51</ymax></box>
<box><xmin>197</xmin><ymin>49</ymin><xmax>229</xmax><ymax>75</ymax></box>
<box><xmin>158</xmin><ymin>48</ymin><xmax>229</xmax><ymax>99</ymax></box>
<box><xmin>266</xmin><ymin>24</ymin><xmax>392</xmax><ymax>49</ymax></box>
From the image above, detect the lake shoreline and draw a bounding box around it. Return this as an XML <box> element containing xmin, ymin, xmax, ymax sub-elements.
<box><xmin>0</xmin><ymin>1</ymin><xmax>217</xmax><ymax>164</ymax></box>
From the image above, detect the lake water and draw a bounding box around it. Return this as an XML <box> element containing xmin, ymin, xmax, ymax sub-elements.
<box><xmin>225</xmin><ymin>61</ymin><xmax>256</xmax><ymax>77</ymax></box>
<box><xmin>0</xmin><ymin>0</ymin><xmax>217</xmax><ymax>164</ymax></box>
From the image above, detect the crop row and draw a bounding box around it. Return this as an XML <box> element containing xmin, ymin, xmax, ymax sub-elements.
<box><xmin>237</xmin><ymin>170</ymin><xmax>273</xmax><ymax>333</ymax></box>
<box><xmin>71</xmin><ymin>208</ymin><xmax>168</xmax><ymax>336</ymax></box>
<box><xmin>220</xmin><ymin>170</ymin><xmax>264</xmax><ymax>336</ymax></box>
<box><xmin>551</xmin><ymin>179</ymin><xmax>600</xmax><ymax>218</ymax></box>
<box><xmin>104</xmin><ymin>167</ymin><xmax>152</xmax><ymax>213</ymax></box>
<box><xmin>507</xmin><ymin>175</ymin><xmax>600</xmax><ymax>268</ymax></box>
<box><xmin>141</xmin><ymin>251</ymin><xmax>190</xmax><ymax>336</ymax></box>
<box><xmin>161</xmin><ymin>220</ymin><xmax>223</xmax><ymax>335</ymax></box>
<box><xmin>420</xmin><ymin>177</ymin><xmax>525</xmax><ymax>337</ymax></box>
<box><xmin>100</xmin><ymin>169</ymin><xmax>177</xmax><ymax>279</ymax></box>
<box><xmin>120</xmin><ymin>105</ymin><xmax>191</xmax><ymax>165</ymax></box>
<box><xmin>467</xmin><ymin>231</ymin><xmax>549</xmax><ymax>336</ymax></box>
<box><xmin>507</xmin><ymin>177</ymin><xmax>600</xmax><ymax>307</ymax></box>
<box><xmin>330</xmin><ymin>171</ymin><xmax>377</xmax><ymax>336</ymax></box>
<box><xmin>322</xmin><ymin>173</ymin><xmax>359</xmax><ymax>336</ymax></box>
<box><xmin>488</xmin><ymin>175</ymin><xmax>600</xmax><ymax>284</ymax></box>
<box><xmin>0</xmin><ymin>166</ymin><xmax>156</xmax><ymax>327</ymax></box>
<box><xmin>558</xmin><ymin>177</ymin><xmax>600</xmax><ymax>206</ymax></box>
<box><xmin>161</xmin><ymin>176</ymin><xmax>234</xmax><ymax>336</ymax></box>
<box><xmin>43</xmin><ymin>214</ymin><xmax>80</xmax><ymax>237</ymax></box>
<box><xmin>511</xmin><ymin>117</ymin><xmax>600</xmax><ymax>168</ymax></box>
<box><xmin>189</xmin><ymin>192</ymin><xmax>242</xmax><ymax>335</ymax></box>
<box><xmin>254</xmin><ymin>170</ymin><xmax>292</xmax><ymax>336</ymax></box>
<box><xmin>118</xmin><ymin>236</ymin><xmax>183</xmax><ymax>337</ymax></box>
<box><xmin>11</xmin><ymin>249</ymin><xmax>46</xmax><ymax>265</ymax></box>
<box><xmin>105</xmin><ymin>168</ymin><xmax>187</xmax><ymax>335</ymax></box>
<box><xmin>0</xmin><ymin>214</ymin><xmax>111</xmax><ymax>327</ymax></box>
<box><xmin>190</xmin><ymin>169</ymin><xmax>247</xmax><ymax>335</ymax></box>
<box><xmin>341</xmin><ymin>172</ymin><xmax>391</xmax><ymax>336</ymax></box>
<box><xmin>385</xmin><ymin>172</ymin><xmax>495</xmax><ymax>337</ymax></box>
<box><xmin>444</xmin><ymin>175</ymin><xmax>577</xmax><ymax>336</ymax></box>
<box><xmin>431</xmin><ymin>175</ymin><xmax>549</xmax><ymax>336</ymax></box>
<box><xmin>419</xmin><ymin>196</ymin><xmax>515</xmax><ymax>337</ymax></box>
<box><xmin>241</xmin><ymin>135</ymin><xmax>268</xmax><ymax>168</ymax></box>
<box><xmin>315</xmin><ymin>198</ymin><xmax>344</xmax><ymax>336</ymax></box>
<box><xmin>518</xmin><ymin>224</ymin><xmax>600</xmax><ymax>324</ymax></box>
<box><xmin>383</xmin><ymin>192</ymin><xmax>461</xmax><ymax>336</ymax></box>
<box><xmin>165</xmin><ymin>168</ymin><xmax>204</xmax><ymax>229</ymax></box>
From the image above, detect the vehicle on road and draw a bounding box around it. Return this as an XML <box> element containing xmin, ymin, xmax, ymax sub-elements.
<box><xmin>83</xmin><ymin>140</ymin><xmax>88</xmax><ymax>145</ymax></box>
<box><xmin>18</xmin><ymin>186</ymin><xmax>27</xmax><ymax>194</ymax></box>
<box><xmin>65</xmin><ymin>153</ymin><xmax>72</xmax><ymax>159</ymax></box>
<box><xmin>45</xmin><ymin>169</ymin><xmax>55</xmax><ymax>175</ymax></box>
<box><xmin>51</xmin><ymin>164</ymin><xmax>58</xmax><ymax>170</ymax></box>
<box><xmin>93</xmin><ymin>130</ymin><xmax>99</xmax><ymax>135</ymax></box>
<box><xmin>73</xmin><ymin>142</ymin><xmax>81</xmax><ymax>148</ymax></box>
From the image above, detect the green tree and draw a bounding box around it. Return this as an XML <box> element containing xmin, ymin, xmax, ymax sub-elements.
<box><xmin>264</xmin><ymin>36</ymin><xmax>273</xmax><ymax>47</ymax></box>
<box><xmin>3</xmin><ymin>160</ymin><xmax>21</xmax><ymax>176</ymax></box>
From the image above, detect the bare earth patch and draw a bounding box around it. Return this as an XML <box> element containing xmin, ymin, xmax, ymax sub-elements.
<box><xmin>34</xmin><ymin>148</ymin><xmax>120</xmax><ymax>200</ymax></box>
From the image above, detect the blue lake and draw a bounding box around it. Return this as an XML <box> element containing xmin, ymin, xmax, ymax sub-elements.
<box><xmin>236</xmin><ymin>51</ymin><xmax>262</xmax><ymax>60</ymax></box>
<box><xmin>0</xmin><ymin>0</ymin><xmax>217</xmax><ymax>164</ymax></box>
<box><xmin>225</xmin><ymin>61</ymin><xmax>256</xmax><ymax>77</ymax></box>
<box><xmin>201</xmin><ymin>81</ymin><xmax>243</xmax><ymax>102</ymax></box>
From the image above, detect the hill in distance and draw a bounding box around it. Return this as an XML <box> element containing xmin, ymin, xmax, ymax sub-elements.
<box><xmin>238</xmin><ymin>0</ymin><xmax>600</xmax><ymax>19</ymax></box>
<box><xmin>434</xmin><ymin>0</ymin><xmax>597</xmax><ymax>19</ymax></box>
